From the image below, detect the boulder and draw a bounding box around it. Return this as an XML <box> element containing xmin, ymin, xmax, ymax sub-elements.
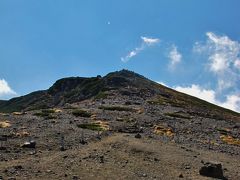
<box><xmin>135</xmin><ymin>133</ymin><xmax>142</xmax><ymax>139</ymax></box>
<box><xmin>199</xmin><ymin>162</ymin><xmax>227</xmax><ymax>179</ymax></box>
<box><xmin>21</xmin><ymin>140</ymin><xmax>36</xmax><ymax>148</ymax></box>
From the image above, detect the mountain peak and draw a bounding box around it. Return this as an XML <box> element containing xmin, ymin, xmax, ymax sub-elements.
<box><xmin>0</xmin><ymin>70</ymin><xmax>239</xmax><ymax>122</ymax></box>
<box><xmin>108</xmin><ymin>69</ymin><xmax>140</xmax><ymax>77</ymax></box>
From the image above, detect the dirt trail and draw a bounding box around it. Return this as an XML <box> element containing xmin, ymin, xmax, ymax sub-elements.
<box><xmin>1</xmin><ymin>133</ymin><xmax>239</xmax><ymax>180</ymax></box>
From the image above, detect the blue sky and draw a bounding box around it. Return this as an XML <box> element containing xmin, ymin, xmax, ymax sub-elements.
<box><xmin>0</xmin><ymin>0</ymin><xmax>240</xmax><ymax>111</ymax></box>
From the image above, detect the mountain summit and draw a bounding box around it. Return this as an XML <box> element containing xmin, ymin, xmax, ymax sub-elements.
<box><xmin>0</xmin><ymin>70</ymin><xmax>156</xmax><ymax>111</ymax></box>
<box><xmin>0</xmin><ymin>69</ymin><xmax>239</xmax><ymax>121</ymax></box>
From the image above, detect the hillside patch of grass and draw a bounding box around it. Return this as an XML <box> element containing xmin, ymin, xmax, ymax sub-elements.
<box><xmin>99</xmin><ymin>105</ymin><xmax>134</xmax><ymax>112</ymax></box>
<box><xmin>94</xmin><ymin>91</ymin><xmax>108</xmax><ymax>100</ymax></box>
<box><xmin>147</xmin><ymin>96</ymin><xmax>186</xmax><ymax>108</ymax></box>
<box><xmin>34</xmin><ymin>109</ymin><xmax>58</xmax><ymax>119</ymax></box>
<box><xmin>77</xmin><ymin>123</ymin><xmax>103</xmax><ymax>131</ymax></box>
<box><xmin>164</xmin><ymin>112</ymin><xmax>191</xmax><ymax>119</ymax></box>
<box><xmin>116</xmin><ymin>117</ymin><xmax>136</xmax><ymax>123</ymax></box>
<box><xmin>77</xmin><ymin>121</ymin><xmax>109</xmax><ymax>131</ymax></box>
<box><xmin>154</xmin><ymin>125</ymin><xmax>174</xmax><ymax>137</ymax></box>
<box><xmin>0</xmin><ymin>113</ymin><xmax>9</xmax><ymax>116</ymax></box>
<box><xmin>72</xmin><ymin>109</ymin><xmax>92</xmax><ymax>117</ymax></box>
<box><xmin>42</xmin><ymin>109</ymin><xmax>56</xmax><ymax>114</ymax></box>
<box><xmin>0</xmin><ymin>121</ymin><xmax>11</xmax><ymax>128</ymax></box>
<box><xmin>12</xmin><ymin>112</ymin><xmax>25</xmax><ymax>115</ymax></box>
<box><xmin>220</xmin><ymin>135</ymin><xmax>240</xmax><ymax>146</ymax></box>
<box><xmin>216</xmin><ymin>128</ymin><xmax>231</xmax><ymax>135</ymax></box>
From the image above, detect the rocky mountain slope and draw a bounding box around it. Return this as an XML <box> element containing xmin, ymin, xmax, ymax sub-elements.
<box><xmin>0</xmin><ymin>69</ymin><xmax>240</xmax><ymax>179</ymax></box>
<box><xmin>0</xmin><ymin>70</ymin><xmax>239</xmax><ymax>120</ymax></box>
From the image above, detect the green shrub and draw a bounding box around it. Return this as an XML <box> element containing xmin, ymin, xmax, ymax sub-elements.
<box><xmin>34</xmin><ymin>112</ymin><xmax>49</xmax><ymax>117</ymax></box>
<box><xmin>164</xmin><ymin>112</ymin><xmax>191</xmax><ymax>119</ymax></box>
<box><xmin>116</xmin><ymin>117</ymin><xmax>136</xmax><ymax>123</ymax></box>
<box><xmin>46</xmin><ymin>114</ymin><xmax>57</xmax><ymax>119</ymax></box>
<box><xmin>77</xmin><ymin>123</ymin><xmax>103</xmax><ymax>131</ymax></box>
<box><xmin>99</xmin><ymin>106</ymin><xmax>134</xmax><ymax>112</ymax></box>
<box><xmin>147</xmin><ymin>96</ymin><xmax>185</xmax><ymax>108</ymax></box>
<box><xmin>72</xmin><ymin>109</ymin><xmax>91</xmax><ymax>117</ymax></box>
<box><xmin>216</xmin><ymin>128</ymin><xmax>231</xmax><ymax>135</ymax></box>
<box><xmin>94</xmin><ymin>91</ymin><xmax>108</xmax><ymax>100</ymax></box>
<box><xmin>34</xmin><ymin>109</ymin><xmax>57</xmax><ymax>119</ymax></box>
<box><xmin>147</xmin><ymin>100</ymin><xmax>166</xmax><ymax>105</ymax></box>
<box><xmin>42</xmin><ymin>109</ymin><xmax>56</xmax><ymax>114</ymax></box>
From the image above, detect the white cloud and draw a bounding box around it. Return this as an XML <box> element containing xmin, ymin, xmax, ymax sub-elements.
<box><xmin>155</xmin><ymin>32</ymin><xmax>240</xmax><ymax>112</ymax></box>
<box><xmin>221</xmin><ymin>94</ymin><xmax>240</xmax><ymax>112</ymax></box>
<box><xmin>206</xmin><ymin>32</ymin><xmax>240</xmax><ymax>73</ymax></box>
<box><xmin>156</xmin><ymin>81</ymin><xmax>168</xmax><ymax>87</ymax></box>
<box><xmin>174</xmin><ymin>84</ymin><xmax>240</xmax><ymax>112</ymax></box>
<box><xmin>168</xmin><ymin>45</ymin><xmax>182</xmax><ymax>68</ymax></box>
<box><xmin>121</xmin><ymin>47</ymin><xmax>144</xmax><ymax>63</ymax></box>
<box><xmin>193</xmin><ymin>32</ymin><xmax>240</xmax><ymax>91</ymax></box>
<box><xmin>175</xmin><ymin>84</ymin><xmax>216</xmax><ymax>104</ymax></box>
<box><xmin>141</xmin><ymin>36</ymin><xmax>160</xmax><ymax>45</ymax></box>
<box><xmin>0</xmin><ymin>79</ymin><xmax>16</xmax><ymax>99</ymax></box>
<box><xmin>121</xmin><ymin>36</ymin><xmax>160</xmax><ymax>62</ymax></box>
<box><xmin>186</xmin><ymin>32</ymin><xmax>240</xmax><ymax>112</ymax></box>
<box><xmin>234</xmin><ymin>59</ymin><xmax>240</xmax><ymax>69</ymax></box>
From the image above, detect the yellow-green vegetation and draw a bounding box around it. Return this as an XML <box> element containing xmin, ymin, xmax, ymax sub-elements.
<box><xmin>95</xmin><ymin>121</ymin><xmax>110</xmax><ymax>130</ymax></box>
<box><xmin>154</xmin><ymin>125</ymin><xmax>174</xmax><ymax>137</ymax></box>
<box><xmin>94</xmin><ymin>91</ymin><xmax>108</xmax><ymax>100</ymax></box>
<box><xmin>147</xmin><ymin>95</ymin><xmax>186</xmax><ymax>107</ymax></box>
<box><xmin>0</xmin><ymin>121</ymin><xmax>11</xmax><ymax>128</ymax></box>
<box><xmin>12</xmin><ymin>112</ymin><xmax>25</xmax><ymax>115</ymax></box>
<box><xmin>216</xmin><ymin>128</ymin><xmax>231</xmax><ymax>135</ymax></box>
<box><xmin>34</xmin><ymin>109</ymin><xmax>59</xmax><ymax>119</ymax></box>
<box><xmin>136</xmin><ymin>108</ymin><xmax>144</xmax><ymax>114</ymax></box>
<box><xmin>90</xmin><ymin>114</ymin><xmax>97</xmax><ymax>120</ymax></box>
<box><xmin>77</xmin><ymin>121</ymin><xmax>109</xmax><ymax>131</ymax></box>
<box><xmin>147</xmin><ymin>99</ymin><xmax>167</xmax><ymax>106</ymax></box>
<box><xmin>151</xmin><ymin>86</ymin><xmax>240</xmax><ymax>120</ymax></box>
<box><xmin>42</xmin><ymin>109</ymin><xmax>56</xmax><ymax>113</ymax></box>
<box><xmin>198</xmin><ymin>139</ymin><xmax>220</xmax><ymax>146</ymax></box>
<box><xmin>63</xmin><ymin>104</ymin><xmax>78</xmax><ymax>109</ymax></box>
<box><xmin>220</xmin><ymin>135</ymin><xmax>240</xmax><ymax>146</ymax></box>
<box><xmin>217</xmin><ymin>127</ymin><xmax>239</xmax><ymax>146</ymax></box>
<box><xmin>99</xmin><ymin>105</ymin><xmax>134</xmax><ymax>112</ymax></box>
<box><xmin>72</xmin><ymin>109</ymin><xmax>92</xmax><ymax>117</ymax></box>
<box><xmin>209</xmin><ymin>140</ymin><xmax>220</xmax><ymax>146</ymax></box>
<box><xmin>53</xmin><ymin>109</ymin><xmax>62</xmax><ymax>113</ymax></box>
<box><xmin>0</xmin><ymin>113</ymin><xmax>9</xmax><ymax>116</ymax></box>
<box><xmin>116</xmin><ymin>117</ymin><xmax>136</xmax><ymax>123</ymax></box>
<box><xmin>15</xmin><ymin>131</ymin><xmax>30</xmax><ymax>137</ymax></box>
<box><xmin>164</xmin><ymin>112</ymin><xmax>191</xmax><ymax>119</ymax></box>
